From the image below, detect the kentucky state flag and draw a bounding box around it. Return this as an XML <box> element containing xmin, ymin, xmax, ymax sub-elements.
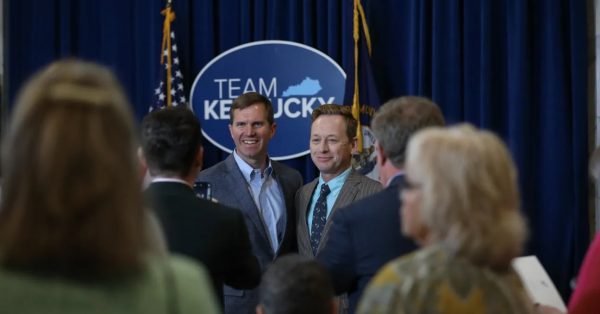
<box><xmin>343</xmin><ymin>0</ymin><xmax>380</xmax><ymax>179</ymax></box>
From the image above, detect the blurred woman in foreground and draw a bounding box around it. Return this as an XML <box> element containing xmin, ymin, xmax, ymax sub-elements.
<box><xmin>0</xmin><ymin>60</ymin><xmax>219</xmax><ymax>313</ymax></box>
<box><xmin>358</xmin><ymin>124</ymin><xmax>533</xmax><ymax>314</ymax></box>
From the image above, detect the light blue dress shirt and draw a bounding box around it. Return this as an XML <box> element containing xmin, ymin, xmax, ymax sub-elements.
<box><xmin>307</xmin><ymin>167</ymin><xmax>352</xmax><ymax>234</ymax></box>
<box><xmin>233</xmin><ymin>150</ymin><xmax>285</xmax><ymax>253</ymax></box>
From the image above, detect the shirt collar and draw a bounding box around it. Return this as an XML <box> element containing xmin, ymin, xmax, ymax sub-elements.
<box><xmin>319</xmin><ymin>167</ymin><xmax>352</xmax><ymax>190</ymax></box>
<box><xmin>151</xmin><ymin>177</ymin><xmax>191</xmax><ymax>186</ymax></box>
<box><xmin>233</xmin><ymin>149</ymin><xmax>273</xmax><ymax>182</ymax></box>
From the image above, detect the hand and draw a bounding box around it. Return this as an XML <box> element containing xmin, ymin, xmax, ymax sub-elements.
<box><xmin>534</xmin><ymin>304</ymin><xmax>566</xmax><ymax>314</ymax></box>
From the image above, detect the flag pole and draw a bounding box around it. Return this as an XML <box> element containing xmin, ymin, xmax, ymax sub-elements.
<box><xmin>357</xmin><ymin>1</ymin><xmax>372</xmax><ymax>56</ymax></box>
<box><xmin>352</xmin><ymin>0</ymin><xmax>363</xmax><ymax>153</ymax></box>
<box><xmin>160</xmin><ymin>0</ymin><xmax>175</xmax><ymax>107</ymax></box>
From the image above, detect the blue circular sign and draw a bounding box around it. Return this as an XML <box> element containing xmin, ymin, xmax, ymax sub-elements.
<box><xmin>190</xmin><ymin>40</ymin><xmax>346</xmax><ymax>160</ymax></box>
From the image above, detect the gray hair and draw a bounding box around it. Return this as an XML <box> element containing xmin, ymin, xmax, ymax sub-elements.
<box><xmin>371</xmin><ymin>96</ymin><xmax>444</xmax><ymax>168</ymax></box>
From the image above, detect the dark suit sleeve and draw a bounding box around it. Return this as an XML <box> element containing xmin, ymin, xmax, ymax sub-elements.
<box><xmin>317</xmin><ymin>207</ymin><xmax>356</xmax><ymax>295</ymax></box>
<box><xmin>289</xmin><ymin>171</ymin><xmax>303</xmax><ymax>253</ymax></box>
<box><xmin>223</xmin><ymin>209</ymin><xmax>261</xmax><ymax>289</ymax></box>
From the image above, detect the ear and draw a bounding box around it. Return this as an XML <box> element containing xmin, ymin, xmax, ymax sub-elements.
<box><xmin>255</xmin><ymin>304</ymin><xmax>264</xmax><ymax>314</ymax></box>
<box><xmin>137</xmin><ymin>147</ymin><xmax>146</xmax><ymax>168</ymax></box>
<box><xmin>269</xmin><ymin>121</ymin><xmax>277</xmax><ymax>138</ymax></box>
<box><xmin>375</xmin><ymin>141</ymin><xmax>387</xmax><ymax>166</ymax></box>
<box><xmin>137</xmin><ymin>147</ymin><xmax>149</xmax><ymax>180</ymax></box>
<box><xmin>330</xmin><ymin>298</ymin><xmax>339</xmax><ymax>314</ymax></box>
<box><xmin>195</xmin><ymin>146</ymin><xmax>204</xmax><ymax>171</ymax></box>
<box><xmin>350</xmin><ymin>136</ymin><xmax>358</xmax><ymax>154</ymax></box>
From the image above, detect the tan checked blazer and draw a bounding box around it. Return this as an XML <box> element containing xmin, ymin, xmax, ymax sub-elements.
<box><xmin>295</xmin><ymin>170</ymin><xmax>382</xmax><ymax>257</ymax></box>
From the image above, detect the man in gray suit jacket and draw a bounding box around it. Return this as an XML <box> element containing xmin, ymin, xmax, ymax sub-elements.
<box><xmin>198</xmin><ymin>92</ymin><xmax>303</xmax><ymax>314</ymax></box>
<box><xmin>296</xmin><ymin>104</ymin><xmax>381</xmax><ymax>259</ymax></box>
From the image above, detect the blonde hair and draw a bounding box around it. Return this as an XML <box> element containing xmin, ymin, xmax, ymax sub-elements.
<box><xmin>406</xmin><ymin>124</ymin><xmax>527</xmax><ymax>270</ymax></box>
<box><xmin>0</xmin><ymin>60</ymin><xmax>145</xmax><ymax>277</ymax></box>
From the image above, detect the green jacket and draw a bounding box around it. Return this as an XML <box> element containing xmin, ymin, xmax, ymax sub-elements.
<box><xmin>0</xmin><ymin>255</ymin><xmax>220</xmax><ymax>314</ymax></box>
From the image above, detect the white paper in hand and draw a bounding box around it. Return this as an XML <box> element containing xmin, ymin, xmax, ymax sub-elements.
<box><xmin>511</xmin><ymin>255</ymin><xmax>566</xmax><ymax>312</ymax></box>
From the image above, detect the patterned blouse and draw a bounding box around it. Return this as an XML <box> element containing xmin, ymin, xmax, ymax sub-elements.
<box><xmin>357</xmin><ymin>244</ymin><xmax>534</xmax><ymax>314</ymax></box>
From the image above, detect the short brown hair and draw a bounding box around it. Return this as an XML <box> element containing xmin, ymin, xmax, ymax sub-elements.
<box><xmin>141</xmin><ymin>107</ymin><xmax>202</xmax><ymax>178</ymax></box>
<box><xmin>259</xmin><ymin>254</ymin><xmax>334</xmax><ymax>314</ymax></box>
<box><xmin>0</xmin><ymin>60</ymin><xmax>145</xmax><ymax>278</ymax></box>
<box><xmin>371</xmin><ymin>96</ymin><xmax>445</xmax><ymax>167</ymax></box>
<box><xmin>230</xmin><ymin>92</ymin><xmax>274</xmax><ymax>125</ymax></box>
<box><xmin>311</xmin><ymin>104</ymin><xmax>357</xmax><ymax>142</ymax></box>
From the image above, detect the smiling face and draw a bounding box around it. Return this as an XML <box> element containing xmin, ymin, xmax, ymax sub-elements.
<box><xmin>229</xmin><ymin>102</ymin><xmax>276</xmax><ymax>169</ymax></box>
<box><xmin>309</xmin><ymin>114</ymin><xmax>356</xmax><ymax>182</ymax></box>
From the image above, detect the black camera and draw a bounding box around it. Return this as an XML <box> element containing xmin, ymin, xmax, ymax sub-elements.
<box><xmin>193</xmin><ymin>181</ymin><xmax>212</xmax><ymax>200</ymax></box>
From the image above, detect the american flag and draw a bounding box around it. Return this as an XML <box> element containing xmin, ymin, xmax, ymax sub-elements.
<box><xmin>150</xmin><ymin>5</ymin><xmax>187</xmax><ymax>112</ymax></box>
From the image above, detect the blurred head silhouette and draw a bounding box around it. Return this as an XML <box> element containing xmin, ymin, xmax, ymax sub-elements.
<box><xmin>257</xmin><ymin>254</ymin><xmax>337</xmax><ymax>314</ymax></box>
<box><xmin>0</xmin><ymin>59</ymin><xmax>146</xmax><ymax>278</ymax></box>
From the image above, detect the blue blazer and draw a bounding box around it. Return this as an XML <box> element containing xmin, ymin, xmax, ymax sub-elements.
<box><xmin>197</xmin><ymin>154</ymin><xmax>303</xmax><ymax>314</ymax></box>
<box><xmin>317</xmin><ymin>175</ymin><xmax>418</xmax><ymax>314</ymax></box>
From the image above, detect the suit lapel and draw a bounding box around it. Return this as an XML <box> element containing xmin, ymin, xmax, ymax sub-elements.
<box><xmin>316</xmin><ymin>171</ymin><xmax>362</xmax><ymax>253</ymax></box>
<box><xmin>298</xmin><ymin>179</ymin><xmax>318</xmax><ymax>254</ymax></box>
<box><xmin>223</xmin><ymin>155</ymin><xmax>271</xmax><ymax>245</ymax></box>
<box><xmin>272</xmin><ymin>162</ymin><xmax>293</xmax><ymax>209</ymax></box>
<box><xmin>331</xmin><ymin>171</ymin><xmax>361</xmax><ymax>211</ymax></box>
<box><xmin>271</xmin><ymin>162</ymin><xmax>293</xmax><ymax>255</ymax></box>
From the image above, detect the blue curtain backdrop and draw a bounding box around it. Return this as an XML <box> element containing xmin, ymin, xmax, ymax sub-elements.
<box><xmin>6</xmin><ymin>0</ymin><xmax>589</xmax><ymax>300</ymax></box>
